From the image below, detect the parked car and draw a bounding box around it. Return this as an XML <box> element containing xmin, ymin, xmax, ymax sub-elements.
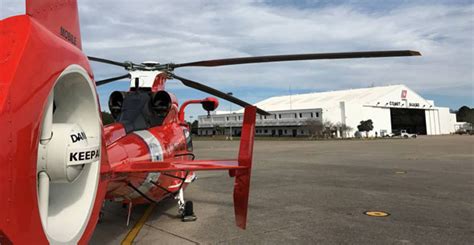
<box><xmin>400</xmin><ymin>129</ymin><xmax>417</xmax><ymax>138</ymax></box>
<box><xmin>384</xmin><ymin>130</ymin><xmax>416</xmax><ymax>138</ymax></box>
<box><xmin>384</xmin><ymin>132</ymin><xmax>395</xmax><ymax>137</ymax></box>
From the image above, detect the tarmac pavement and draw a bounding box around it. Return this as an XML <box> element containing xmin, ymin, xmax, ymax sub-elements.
<box><xmin>91</xmin><ymin>135</ymin><xmax>474</xmax><ymax>244</ymax></box>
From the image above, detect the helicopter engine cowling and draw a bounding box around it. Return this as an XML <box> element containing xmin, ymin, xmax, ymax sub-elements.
<box><xmin>108</xmin><ymin>90</ymin><xmax>179</xmax><ymax>133</ymax></box>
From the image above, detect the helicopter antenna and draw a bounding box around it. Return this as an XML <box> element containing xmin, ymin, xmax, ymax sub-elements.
<box><xmin>135</xmin><ymin>77</ymin><xmax>139</xmax><ymax>90</ymax></box>
<box><xmin>289</xmin><ymin>84</ymin><xmax>293</xmax><ymax>110</ymax></box>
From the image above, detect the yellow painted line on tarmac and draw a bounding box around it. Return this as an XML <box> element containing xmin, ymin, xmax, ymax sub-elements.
<box><xmin>121</xmin><ymin>203</ymin><xmax>156</xmax><ymax>245</ymax></box>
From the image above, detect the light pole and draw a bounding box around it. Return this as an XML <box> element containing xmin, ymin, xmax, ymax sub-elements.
<box><xmin>189</xmin><ymin>116</ymin><xmax>194</xmax><ymax>134</ymax></box>
<box><xmin>227</xmin><ymin>92</ymin><xmax>233</xmax><ymax>140</ymax></box>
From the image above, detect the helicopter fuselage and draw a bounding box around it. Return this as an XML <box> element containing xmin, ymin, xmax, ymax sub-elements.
<box><xmin>103</xmin><ymin>116</ymin><xmax>195</xmax><ymax>204</ymax></box>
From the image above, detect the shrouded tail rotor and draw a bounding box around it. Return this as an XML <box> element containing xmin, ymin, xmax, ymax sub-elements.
<box><xmin>36</xmin><ymin>65</ymin><xmax>102</xmax><ymax>244</ymax></box>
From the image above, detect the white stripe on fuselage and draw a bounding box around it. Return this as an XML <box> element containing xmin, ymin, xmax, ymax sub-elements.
<box><xmin>126</xmin><ymin>130</ymin><xmax>163</xmax><ymax>200</ymax></box>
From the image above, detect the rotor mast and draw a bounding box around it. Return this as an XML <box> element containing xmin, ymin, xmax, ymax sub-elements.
<box><xmin>128</xmin><ymin>70</ymin><xmax>168</xmax><ymax>92</ymax></box>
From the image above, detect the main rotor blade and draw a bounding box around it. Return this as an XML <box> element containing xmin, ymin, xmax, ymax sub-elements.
<box><xmin>88</xmin><ymin>56</ymin><xmax>129</xmax><ymax>68</ymax></box>
<box><xmin>171</xmin><ymin>74</ymin><xmax>271</xmax><ymax>115</ymax></box>
<box><xmin>172</xmin><ymin>50</ymin><xmax>421</xmax><ymax>68</ymax></box>
<box><xmin>96</xmin><ymin>74</ymin><xmax>131</xmax><ymax>86</ymax></box>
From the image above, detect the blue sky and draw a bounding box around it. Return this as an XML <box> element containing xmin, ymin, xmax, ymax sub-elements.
<box><xmin>2</xmin><ymin>0</ymin><xmax>473</xmax><ymax>119</ymax></box>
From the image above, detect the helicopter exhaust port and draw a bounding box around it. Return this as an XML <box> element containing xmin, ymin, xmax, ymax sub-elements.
<box><xmin>150</xmin><ymin>90</ymin><xmax>173</xmax><ymax>115</ymax></box>
<box><xmin>108</xmin><ymin>91</ymin><xmax>126</xmax><ymax>120</ymax></box>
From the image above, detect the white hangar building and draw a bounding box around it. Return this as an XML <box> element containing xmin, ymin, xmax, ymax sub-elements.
<box><xmin>198</xmin><ymin>85</ymin><xmax>458</xmax><ymax>137</ymax></box>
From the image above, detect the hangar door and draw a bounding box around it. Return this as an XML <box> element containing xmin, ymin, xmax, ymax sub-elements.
<box><xmin>390</xmin><ymin>108</ymin><xmax>427</xmax><ymax>135</ymax></box>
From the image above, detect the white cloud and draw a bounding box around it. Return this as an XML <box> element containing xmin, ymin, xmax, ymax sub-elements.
<box><xmin>77</xmin><ymin>1</ymin><xmax>473</xmax><ymax>94</ymax></box>
<box><xmin>2</xmin><ymin>0</ymin><xmax>473</xmax><ymax>113</ymax></box>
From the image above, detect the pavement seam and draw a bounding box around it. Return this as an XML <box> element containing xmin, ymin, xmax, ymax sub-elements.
<box><xmin>216</xmin><ymin>222</ymin><xmax>304</xmax><ymax>244</ymax></box>
<box><xmin>144</xmin><ymin>223</ymin><xmax>200</xmax><ymax>244</ymax></box>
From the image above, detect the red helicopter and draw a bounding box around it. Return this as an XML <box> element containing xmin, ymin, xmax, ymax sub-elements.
<box><xmin>0</xmin><ymin>0</ymin><xmax>421</xmax><ymax>244</ymax></box>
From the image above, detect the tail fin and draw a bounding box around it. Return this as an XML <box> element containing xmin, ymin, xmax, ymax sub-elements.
<box><xmin>233</xmin><ymin>106</ymin><xmax>257</xmax><ymax>229</ymax></box>
<box><xmin>26</xmin><ymin>0</ymin><xmax>82</xmax><ymax>49</ymax></box>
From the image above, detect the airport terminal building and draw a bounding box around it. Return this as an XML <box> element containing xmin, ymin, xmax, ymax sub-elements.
<box><xmin>197</xmin><ymin>85</ymin><xmax>458</xmax><ymax>137</ymax></box>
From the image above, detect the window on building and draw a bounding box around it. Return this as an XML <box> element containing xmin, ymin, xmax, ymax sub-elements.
<box><xmin>278</xmin><ymin>114</ymin><xmax>281</xmax><ymax>119</ymax></box>
<box><xmin>316</xmin><ymin>112</ymin><xmax>319</xmax><ymax>118</ymax></box>
<box><xmin>264</xmin><ymin>115</ymin><xmax>267</xmax><ymax>119</ymax></box>
<box><xmin>310</xmin><ymin>112</ymin><xmax>314</xmax><ymax>118</ymax></box>
<box><xmin>226</xmin><ymin>117</ymin><xmax>229</xmax><ymax>121</ymax></box>
<box><xmin>299</xmin><ymin>113</ymin><xmax>302</xmax><ymax>118</ymax></box>
<box><xmin>301</xmin><ymin>130</ymin><xmax>304</xmax><ymax>134</ymax></box>
<box><xmin>284</xmin><ymin>129</ymin><xmax>287</xmax><ymax>134</ymax></box>
<box><xmin>274</xmin><ymin>114</ymin><xmax>277</xmax><ymax>119</ymax></box>
<box><xmin>264</xmin><ymin>129</ymin><xmax>268</xmax><ymax>133</ymax></box>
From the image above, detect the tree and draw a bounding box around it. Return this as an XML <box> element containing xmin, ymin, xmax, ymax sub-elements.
<box><xmin>335</xmin><ymin>122</ymin><xmax>353</xmax><ymax>138</ymax></box>
<box><xmin>456</xmin><ymin>106</ymin><xmax>474</xmax><ymax>124</ymax></box>
<box><xmin>190</xmin><ymin>120</ymin><xmax>199</xmax><ymax>135</ymax></box>
<box><xmin>322</xmin><ymin>120</ymin><xmax>336</xmax><ymax>138</ymax></box>
<box><xmin>357</xmin><ymin>119</ymin><xmax>374</xmax><ymax>138</ymax></box>
<box><xmin>101</xmin><ymin>111</ymin><xmax>114</xmax><ymax>125</ymax></box>
<box><xmin>303</xmin><ymin>118</ymin><xmax>323</xmax><ymax>139</ymax></box>
<box><xmin>213</xmin><ymin>125</ymin><xmax>224</xmax><ymax>135</ymax></box>
<box><xmin>344</xmin><ymin>125</ymin><xmax>354</xmax><ymax>138</ymax></box>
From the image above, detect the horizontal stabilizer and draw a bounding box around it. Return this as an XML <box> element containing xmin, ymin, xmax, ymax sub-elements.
<box><xmin>113</xmin><ymin>159</ymin><xmax>247</xmax><ymax>173</ymax></box>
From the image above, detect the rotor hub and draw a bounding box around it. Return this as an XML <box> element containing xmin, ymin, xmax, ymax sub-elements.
<box><xmin>142</xmin><ymin>61</ymin><xmax>159</xmax><ymax>66</ymax></box>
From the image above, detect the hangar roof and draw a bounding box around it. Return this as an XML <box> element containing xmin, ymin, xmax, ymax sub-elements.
<box><xmin>238</xmin><ymin>84</ymin><xmax>431</xmax><ymax>112</ymax></box>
